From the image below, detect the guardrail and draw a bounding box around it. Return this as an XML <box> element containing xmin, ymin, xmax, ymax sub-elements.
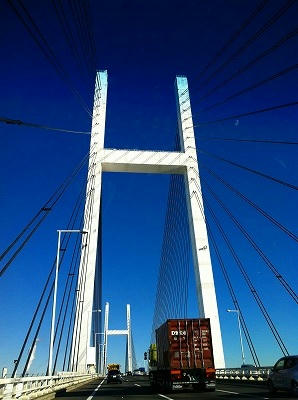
<box><xmin>0</xmin><ymin>372</ymin><xmax>99</xmax><ymax>400</ymax></box>
<box><xmin>216</xmin><ymin>367</ymin><xmax>273</xmax><ymax>382</ymax></box>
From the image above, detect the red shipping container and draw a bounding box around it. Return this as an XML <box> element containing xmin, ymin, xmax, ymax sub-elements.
<box><xmin>156</xmin><ymin>318</ymin><xmax>214</xmax><ymax>370</ymax></box>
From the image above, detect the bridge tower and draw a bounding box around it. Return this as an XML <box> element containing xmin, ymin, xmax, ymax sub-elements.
<box><xmin>100</xmin><ymin>302</ymin><xmax>133</xmax><ymax>375</ymax></box>
<box><xmin>70</xmin><ymin>70</ymin><xmax>225</xmax><ymax>372</ymax></box>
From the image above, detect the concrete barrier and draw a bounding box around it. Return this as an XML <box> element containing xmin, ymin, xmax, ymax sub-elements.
<box><xmin>0</xmin><ymin>373</ymin><xmax>100</xmax><ymax>400</ymax></box>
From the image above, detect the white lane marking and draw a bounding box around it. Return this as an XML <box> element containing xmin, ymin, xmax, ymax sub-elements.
<box><xmin>86</xmin><ymin>379</ymin><xmax>105</xmax><ymax>400</ymax></box>
<box><xmin>216</xmin><ymin>389</ymin><xmax>240</xmax><ymax>394</ymax></box>
<box><xmin>134</xmin><ymin>383</ymin><xmax>141</xmax><ymax>387</ymax></box>
<box><xmin>158</xmin><ymin>394</ymin><xmax>174</xmax><ymax>400</ymax></box>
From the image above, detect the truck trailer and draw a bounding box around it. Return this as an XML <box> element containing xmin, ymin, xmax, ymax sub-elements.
<box><xmin>107</xmin><ymin>363</ymin><xmax>120</xmax><ymax>372</ymax></box>
<box><xmin>149</xmin><ymin>318</ymin><xmax>216</xmax><ymax>392</ymax></box>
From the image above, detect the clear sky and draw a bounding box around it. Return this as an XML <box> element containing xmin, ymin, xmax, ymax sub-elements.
<box><xmin>0</xmin><ymin>0</ymin><xmax>297</xmax><ymax>375</ymax></box>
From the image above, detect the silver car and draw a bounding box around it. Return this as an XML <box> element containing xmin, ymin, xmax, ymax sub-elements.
<box><xmin>268</xmin><ymin>355</ymin><xmax>298</xmax><ymax>395</ymax></box>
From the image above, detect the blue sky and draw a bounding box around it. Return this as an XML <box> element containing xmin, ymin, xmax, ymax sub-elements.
<box><xmin>0</xmin><ymin>0</ymin><xmax>297</xmax><ymax>374</ymax></box>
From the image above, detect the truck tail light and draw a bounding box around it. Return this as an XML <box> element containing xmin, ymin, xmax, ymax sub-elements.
<box><xmin>170</xmin><ymin>370</ymin><xmax>181</xmax><ymax>380</ymax></box>
<box><xmin>206</xmin><ymin>367</ymin><xmax>216</xmax><ymax>379</ymax></box>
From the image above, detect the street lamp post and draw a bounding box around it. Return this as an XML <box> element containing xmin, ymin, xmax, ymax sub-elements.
<box><xmin>48</xmin><ymin>229</ymin><xmax>87</xmax><ymax>376</ymax></box>
<box><xmin>227</xmin><ymin>309</ymin><xmax>245</xmax><ymax>366</ymax></box>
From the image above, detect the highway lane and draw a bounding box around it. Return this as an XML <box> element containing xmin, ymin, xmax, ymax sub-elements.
<box><xmin>54</xmin><ymin>376</ymin><xmax>295</xmax><ymax>399</ymax></box>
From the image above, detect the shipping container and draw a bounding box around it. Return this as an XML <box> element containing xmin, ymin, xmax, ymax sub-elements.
<box><xmin>149</xmin><ymin>318</ymin><xmax>216</xmax><ymax>392</ymax></box>
<box><xmin>107</xmin><ymin>363</ymin><xmax>120</xmax><ymax>372</ymax></box>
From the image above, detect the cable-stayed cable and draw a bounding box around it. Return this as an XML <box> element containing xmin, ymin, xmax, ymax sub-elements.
<box><xmin>191</xmin><ymin>190</ymin><xmax>260</xmax><ymax>366</ymax></box>
<box><xmin>51</xmin><ymin>0</ymin><xmax>93</xmax><ymax>83</ymax></box>
<box><xmin>190</xmin><ymin>101</ymin><xmax>298</xmax><ymax>126</ymax></box>
<box><xmin>198</xmin><ymin>136</ymin><xmax>298</xmax><ymax>145</ymax></box>
<box><xmin>151</xmin><ymin>173</ymin><xmax>191</xmax><ymax>342</ymax></box>
<box><xmin>199</xmin><ymin>149</ymin><xmax>298</xmax><ymax>191</ymax></box>
<box><xmin>71</xmin><ymin>166</ymin><xmax>97</xmax><ymax>371</ymax></box>
<box><xmin>68</xmin><ymin>0</ymin><xmax>97</xmax><ymax>83</ymax></box>
<box><xmin>12</xmin><ymin>178</ymin><xmax>87</xmax><ymax>377</ymax></box>
<box><xmin>0</xmin><ymin>148</ymin><xmax>95</xmax><ymax>277</ymax></box>
<box><xmin>201</xmin><ymin>165</ymin><xmax>298</xmax><ymax>242</ymax></box>
<box><xmin>200</xmin><ymin>175</ymin><xmax>298</xmax><ymax>304</ymax></box>
<box><xmin>198</xmin><ymin>27</ymin><xmax>298</xmax><ymax>104</ymax></box>
<box><xmin>198</xmin><ymin>0</ymin><xmax>296</xmax><ymax>89</ymax></box>
<box><xmin>197</xmin><ymin>0</ymin><xmax>269</xmax><ymax>82</ymax></box>
<box><xmin>7</xmin><ymin>0</ymin><xmax>92</xmax><ymax>116</ymax></box>
<box><xmin>195</xmin><ymin>188</ymin><xmax>289</xmax><ymax>356</ymax></box>
<box><xmin>52</xmin><ymin>231</ymin><xmax>83</xmax><ymax>373</ymax></box>
<box><xmin>0</xmin><ymin>116</ymin><xmax>90</xmax><ymax>134</ymax></box>
<box><xmin>201</xmin><ymin>63</ymin><xmax>298</xmax><ymax>112</ymax></box>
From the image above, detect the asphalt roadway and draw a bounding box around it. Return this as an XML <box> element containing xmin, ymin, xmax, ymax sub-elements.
<box><xmin>54</xmin><ymin>376</ymin><xmax>296</xmax><ymax>400</ymax></box>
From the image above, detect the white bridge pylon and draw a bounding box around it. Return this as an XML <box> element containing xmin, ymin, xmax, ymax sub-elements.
<box><xmin>101</xmin><ymin>302</ymin><xmax>133</xmax><ymax>375</ymax></box>
<box><xmin>71</xmin><ymin>70</ymin><xmax>225</xmax><ymax>372</ymax></box>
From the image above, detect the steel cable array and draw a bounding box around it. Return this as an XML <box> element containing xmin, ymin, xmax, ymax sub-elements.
<box><xmin>6</xmin><ymin>0</ymin><xmax>92</xmax><ymax>116</ymax></box>
<box><xmin>198</xmin><ymin>149</ymin><xmax>298</xmax><ymax>191</ymax></box>
<box><xmin>0</xmin><ymin>147</ymin><xmax>95</xmax><ymax>278</ymax></box>
<box><xmin>201</xmin><ymin>165</ymin><xmax>298</xmax><ymax>242</ymax></box>
<box><xmin>190</xmin><ymin>189</ymin><xmax>261</xmax><ymax>366</ymax></box>
<box><xmin>200</xmin><ymin>63</ymin><xmax>298</xmax><ymax>113</ymax></box>
<box><xmin>201</xmin><ymin>176</ymin><xmax>298</xmax><ymax>304</ymax></box>
<box><xmin>179</xmin><ymin>0</ymin><xmax>270</xmax><ymax>98</ymax></box>
<box><xmin>196</xmin><ymin>0</ymin><xmax>296</xmax><ymax>91</ymax></box>
<box><xmin>189</xmin><ymin>101</ymin><xmax>298</xmax><ymax>127</ymax></box>
<box><xmin>192</xmin><ymin>182</ymin><xmax>290</xmax><ymax>356</ymax></box>
<box><xmin>0</xmin><ymin>116</ymin><xmax>91</xmax><ymax>135</ymax></box>
<box><xmin>70</xmin><ymin>164</ymin><xmax>97</xmax><ymax>371</ymax></box>
<box><xmin>11</xmin><ymin>180</ymin><xmax>86</xmax><ymax>377</ymax></box>
<box><xmin>151</xmin><ymin>133</ymin><xmax>192</xmax><ymax>342</ymax></box>
<box><xmin>197</xmin><ymin>27</ymin><xmax>298</xmax><ymax>104</ymax></box>
<box><xmin>198</xmin><ymin>136</ymin><xmax>298</xmax><ymax>145</ymax></box>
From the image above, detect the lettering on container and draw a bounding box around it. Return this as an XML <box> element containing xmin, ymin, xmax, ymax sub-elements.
<box><xmin>171</xmin><ymin>330</ymin><xmax>187</xmax><ymax>336</ymax></box>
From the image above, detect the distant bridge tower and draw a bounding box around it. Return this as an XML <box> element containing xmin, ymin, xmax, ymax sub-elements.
<box><xmin>70</xmin><ymin>70</ymin><xmax>225</xmax><ymax>371</ymax></box>
<box><xmin>100</xmin><ymin>302</ymin><xmax>133</xmax><ymax>375</ymax></box>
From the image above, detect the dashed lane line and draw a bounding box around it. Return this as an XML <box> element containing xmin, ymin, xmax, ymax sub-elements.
<box><xmin>158</xmin><ymin>394</ymin><xmax>174</xmax><ymax>400</ymax></box>
<box><xmin>134</xmin><ymin>383</ymin><xmax>141</xmax><ymax>387</ymax></box>
<box><xmin>217</xmin><ymin>389</ymin><xmax>271</xmax><ymax>399</ymax></box>
<box><xmin>216</xmin><ymin>389</ymin><xmax>240</xmax><ymax>394</ymax></box>
<box><xmin>86</xmin><ymin>379</ymin><xmax>105</xmax><ymax>400</ymax></box>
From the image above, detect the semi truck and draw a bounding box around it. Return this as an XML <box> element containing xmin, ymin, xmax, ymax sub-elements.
<box><xmin>149</xmin><ymin>318</ymin><xmax>216</xmax><ymax>392</ymax></box>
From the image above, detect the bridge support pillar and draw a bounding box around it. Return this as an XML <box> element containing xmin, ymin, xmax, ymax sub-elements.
<box><xmin>176</xmin><ymin>76</ymin><xmax>225</xmax><ymax>368</ymax></box>
<box><xmin>70</xmin><ymin>71</ymin><xmax>108</xmax><ymax>373</ymax></box>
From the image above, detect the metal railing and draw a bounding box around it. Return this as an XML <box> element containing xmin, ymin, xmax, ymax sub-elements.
<box><xmin>0</xmin><ymin>372</ymin><xmax>98</xmax><ymax>400</ymax></box>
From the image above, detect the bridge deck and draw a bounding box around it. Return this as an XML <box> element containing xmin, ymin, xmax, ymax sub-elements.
<box><xmin>52</xmin><ymin>376</ymin><xmax>286</xmax><ymax>400</ymax></box>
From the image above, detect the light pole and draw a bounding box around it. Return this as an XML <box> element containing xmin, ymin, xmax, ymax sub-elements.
<box><xmin>227</xmin><ymin>309</ymin><xmax>245</xmax><ymax>366</ymax></box>
<box><xmin>48</xmin><ymin>229</ymin><xmax>87</xmax><ymax>376</ymax></box>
